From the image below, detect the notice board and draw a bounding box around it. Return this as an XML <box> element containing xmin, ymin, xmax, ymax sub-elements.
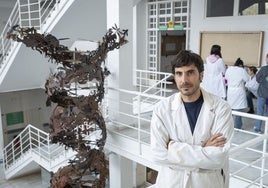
<box><xmin>6</xmin><ymin>111</ymin><xmax>24</xmax><ymax>126</ymax></box>
<box><xmin>200</xmin><ymin>31</ymin><xmax>264</xmax><ymax>67</ymax></box>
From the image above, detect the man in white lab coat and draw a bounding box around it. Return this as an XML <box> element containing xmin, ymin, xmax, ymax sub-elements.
<box><xmin>151</xmin><ymin>50</ymin><xmax>234</xmax><ymax>188</ymax></box>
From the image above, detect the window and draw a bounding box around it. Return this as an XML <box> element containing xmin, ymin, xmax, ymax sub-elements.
<box><xmin>206</xmin><ymin>0</ymin><xmax>234</xmax><ymax>17</ymax></box>
<box><xmin>206</xmin><ymin>0</ymin><xmax>268</xmax><ymax>17</ymax></box>
<box><xmin>239</xmin><ymin>1</ymin><xmax>268</xmax><ymax>15</ymax></box>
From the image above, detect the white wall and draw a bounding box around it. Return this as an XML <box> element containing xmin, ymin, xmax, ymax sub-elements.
<box><xmin>51</xmin><ymin>0</ymin><xmax>107</xmax><ymax>48</ymax></box>
<box><xmin>136</xmin><ymin>1</ymin><xmax>147</xmax><ymax>71</ymax></box>
<box><xmin>0</xmin><ymin>89</ymin><xmax>52</xmax><ymax>146</ymax></box>
<box><xmin>190</xmin><ymin>0</ymin><xmax>268</xmax><ymax>66</ymax></box>
<box><xmin>135</xmin><ymin>0</ymin><xmax>268</xmax><ymax>70</ymax></box>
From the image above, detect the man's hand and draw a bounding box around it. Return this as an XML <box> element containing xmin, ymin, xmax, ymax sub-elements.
<box><xmin>203</xmin><ymin>133</ymin><xmax>226</xmax><ymax>147</ymax></box>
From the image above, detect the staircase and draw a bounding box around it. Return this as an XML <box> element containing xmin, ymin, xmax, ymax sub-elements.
<box><xmin>0</xmin><ymin>0</ymin><xmax>75</xmax><ymax>85</ymax></box>
<box><xmin>2</xmin><ymin>124</ymin><xmax>76</xmax><ymax>179</ymax></box>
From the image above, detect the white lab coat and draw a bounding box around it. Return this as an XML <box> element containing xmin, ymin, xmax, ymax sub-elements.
<box><xmin>151</xmin><ymin>89</ymin><xmax>234</xmax><ymax>188</ymax></box>
<box><xmin>245</xmin><ymin>75</ymin><xmax>259</xmax><ymax>97</ymax></box>
<box><xmin>225</xmin><ymin>66</ymin><xmax>250</xmax><ymax>109</ymax></box>
<box><xmin>201</xmin><ymin>56</ymin><xmax>226</xmax><ymax>98</ymax></box>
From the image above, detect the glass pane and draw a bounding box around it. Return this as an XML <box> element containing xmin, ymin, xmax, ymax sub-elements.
<box><xmin>239</xmin><ymin>1</ymin><xmax>268</xmax><ymax>15</ymax></box>
<box><xmin>206</xmin><ymin>0</ymin><xmax>234</xmax><ymax>17</ymax></box>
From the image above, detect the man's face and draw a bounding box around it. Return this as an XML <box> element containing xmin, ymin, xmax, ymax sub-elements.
<box><xmin>174</xmin><ymin>64</ymin><xmax>203</xmax><ymax>101</ymax></box>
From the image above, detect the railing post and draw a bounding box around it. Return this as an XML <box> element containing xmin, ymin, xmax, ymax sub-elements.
<box><xmin>38</xmin><ymin>0</ymin><xmax>42</xmax><ymax>32</ymax></box>
<box><xmin>1</xmin><ymin>35</ymin><xmax>4</xmax><ymax>61</ymax></box>
<box><xmin>17</xmin><ymin>0</ymin><xmax>22</xmax><ymax>26</ymax></box>
<box><xmin>47</xmin><ymin>133</ymin><xmax>51</xmax><ymax>165</ymax></box>
<box><xmin>19</xmin><ymin>134</ymin><xmax>23</xmax><ymax>156</ymax></box>
<box><xmin>27</xmin><ymin>0</ymin><xmax>31</xmax><ymax>27</ymax></box>
<box><xmin>260</xmin><ymin>119</ymin><xmax>268</xmax><ymax>187</ymax></box>
<box><xmin>137</xmin><ymin>94</ymin><xmax>141</xmax><ymax>155</ymax></box>
<box><xmin>12</xmin><ymin>141</ymin><xmax>15</xmax><ymax>165</ymax></box>
<box><xmin>38</xmin><ymin>130</ymin><xmax>41</xmax><ymax>157</ymax></box>
<box><xmin>29</xmin><ymin>125</ymin><xmax>32</xmax><ymax>150</ymax></box>
<box><xmin>3</xmin><ymin>148</ymin><xmax>7</xmax><ymax>169</ymax></box>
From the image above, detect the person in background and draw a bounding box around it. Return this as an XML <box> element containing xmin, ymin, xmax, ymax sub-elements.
<box><xmin>254</xmin><ymin>54</ymin><xmax>268</xmax><ymax>133</ymax></box>
<box><xmin>225</xmin><ymin>58</ymin><xmax>249</xmax><ymax>129</ymax></box>
<box><xmin>151</xmin><ymin>50</ymin><xmax>234</xmax><ymax>188</ymax></box>
<box><xmin>201</xmin><ymin>44</ymin><xmax>226</xmax><ymax>99</ymax></box>
<box><xmin>245</xmin><ymin>66</ymin><xmax>259</xmax><ymax>114</ymax></box>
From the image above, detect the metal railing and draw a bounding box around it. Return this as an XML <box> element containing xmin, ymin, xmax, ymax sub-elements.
<box><xmin>229</xmin><ymin>111</ymin><xmax>268</xmax><ymax>188</ymax></box>
<box><xmin>107</xmin><ymin>87</ymin><xmax>164</xmax><ymax>145</ymax></box>
<box><xmin>107</xmin><ymin>87</ymin><xmax>268</xmax><ymax>188</ymax></box>
<box><xmin>2</xmin><ymin>87</ymin><xmax>268</xmax><ymax>187</ymax></box>
<box><xmin>135</xmin><ymin>69</ymin><xmax>173</xmax><ymax>96</ymax></box>
<box><xmin>133</xmin><ymin>69</ymin><xmax>174</xmax><ymax>114</ymax></box>
<box><xmin>2</xmin><ymin>124</ymin><xmax>72</xmax><ymax>177</ymax></box>
<box><xmin>0</xmin><ymin>0</ymin><xmax>71</xmax><ymax>79</ymax></box>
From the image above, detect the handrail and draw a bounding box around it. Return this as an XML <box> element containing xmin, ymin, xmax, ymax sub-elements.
<box><xmin>0</xmin><ymin>0</ymin><xmax>72</xmax><ymax>81</ymax></box>
<box><xmin>2</xmin><ymin>87</ymin><xmax>268</xmax><ymax>187</ymax></box>
<box><xmin>2</xmin><ymin>124</ymin><xmax>73</xmax><ymax>177</ymax></box>
<box><xmin>230</xmin><ymin>110</ymin><xmax>268</xmax><ymax>187</ymax></box>
<box><xmin>107</xmin><ymin>87</ymin><xmax>268</xmax><ymax>187</ymax></box>
<box><xmin>0</xmin><ymin>1</ymin><xmax>20</xmax><ymax>73</ymax></box>
<box><xmin>134</xmin><ymin>69</ymin><xmax>174</xmax><ymax>114</ymax></box>
<box><xmin>136</xmin><ymin>69</ymin><xmax>173</xmax><ymax>96</ymax></box>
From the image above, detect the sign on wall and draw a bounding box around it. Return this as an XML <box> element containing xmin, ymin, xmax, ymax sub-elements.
<box><xmin>6</xmin><ymin>111</ymin><xmax>24</xmax><ymax>126</ymax></box>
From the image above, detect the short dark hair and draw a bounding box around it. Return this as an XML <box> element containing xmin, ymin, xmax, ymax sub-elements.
<box><xmin>171</xmin><ymin>50</ymin><xmax>204</xmax><ymax>74</ymax></box>
<box><xmin>248</xmin><ymin>66</ymin><xmax>258</xmax><ymax>74</ymax></box>
<box><xmin>234</xmin><ymin>58</ymin><xmax>244</xmax><ymax>68</ymax></box>
<box><xmin>210</xmin><ymin>44</ymin><xmax>222</xmax><ymax>58</ymax></box>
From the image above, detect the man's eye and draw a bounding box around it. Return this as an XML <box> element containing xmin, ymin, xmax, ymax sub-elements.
<box><xmin>189</xmin><ymin>70</ymin><xmax>195</xmax><ymax>75</ymax></box>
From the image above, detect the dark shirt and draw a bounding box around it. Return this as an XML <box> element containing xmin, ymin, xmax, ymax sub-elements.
<box><xmin>183</xmin><ymin>94</ymin><xmax>204</xmax><ymax>134</ymax></box>
<box><xmin>256</xmin><ymin>65</ymin><xmax>268</xmax><ymax>98</ymax></box>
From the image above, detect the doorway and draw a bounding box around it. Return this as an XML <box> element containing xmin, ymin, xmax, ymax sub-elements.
<box><xmin>159</xmin><ymin>30</ymin><xmax>186</xmax><ymax>88</ymax></box>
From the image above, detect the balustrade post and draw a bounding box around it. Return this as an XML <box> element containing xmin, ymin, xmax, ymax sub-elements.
<box><xmin>260</xmin><ymin>120</ymin><xmax>268</xmax><ymax>187</ymax></box>
<box><xmin>137</xmin><ymin>94</ymin><xmax>142</xmax><ymax>155</ymax></box>
<box><xmin>27</xmin><ymin>0</ymin><xmax>31</xmax><ymax>27</ymax></box>
<box><xmin>38</xmin><ymin>0</ymin><xmax>42</xmax><ymax>32</ymax></box>
<box><xmin>17</xmin><ymin>0</ymin><xmax>22</xmax><ymax>26</ymax></box>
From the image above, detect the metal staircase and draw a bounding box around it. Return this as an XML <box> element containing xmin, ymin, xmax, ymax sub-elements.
<box><xmin>3</xmin><ymin>124</ymin><xmax>76</xmax><ymax>179</ymax></box>
<box><xmin>0</xmin><ymin>0</ymin><xmax>75</xmax><ymax>85</ymax></box>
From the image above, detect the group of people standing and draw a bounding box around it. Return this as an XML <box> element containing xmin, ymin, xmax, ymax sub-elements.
<box><xmin>201</xmin><ymin>44</ymin><xmax>268</xmax><ymax>133</ymax></box>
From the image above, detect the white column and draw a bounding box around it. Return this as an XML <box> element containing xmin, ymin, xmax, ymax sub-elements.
<box><xmin>106</xmin><ymin>1</ymin><xmax>136</xmax><ymax>187</ymax></box>
<box><xmin>106</xmin><ymin>0</ymin><xmax>133</xmax><ymax>90</ymax></box>
<box><xmin>109</xmin><ymin>153</ymin><xmax>134</xmax><ymax>188</ymax></box>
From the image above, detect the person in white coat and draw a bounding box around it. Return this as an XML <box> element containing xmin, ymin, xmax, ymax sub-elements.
<box><xmin>201</xmin><ymin>45</ymin><xmax>226</xmax><ymax>98</ymax></box>
<box><xmin>151</xmin><ymin>50</ymin><xmax>234</xmax><ymax>188</ymax></box>
<box><xmin>245</xmin><ymin>66</ymin><xmax>259</xmax><ymax>114</ymax></box>
<box><xmin>225</xmin><ymin>58</ymin><xmax>249</xmax><ymax>129</ymax></box>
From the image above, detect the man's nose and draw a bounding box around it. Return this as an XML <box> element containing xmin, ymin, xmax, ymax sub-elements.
<box><xmin>181</xmin><ymin>73</ymin><xmax>188</xmax><ymax>83</ymax></box>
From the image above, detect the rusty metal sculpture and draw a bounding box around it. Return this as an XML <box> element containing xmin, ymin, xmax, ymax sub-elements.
<box><xmin>8</xmin><ymin>25</ymin><xmax>128</xmax><ymax>187</ymax></box>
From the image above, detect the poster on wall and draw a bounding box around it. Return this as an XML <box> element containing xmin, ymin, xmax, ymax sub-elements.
<box><xmin>6</xmin><ymin>111</ymin><xmax>24</xmax><ymax>126</ymax></box>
